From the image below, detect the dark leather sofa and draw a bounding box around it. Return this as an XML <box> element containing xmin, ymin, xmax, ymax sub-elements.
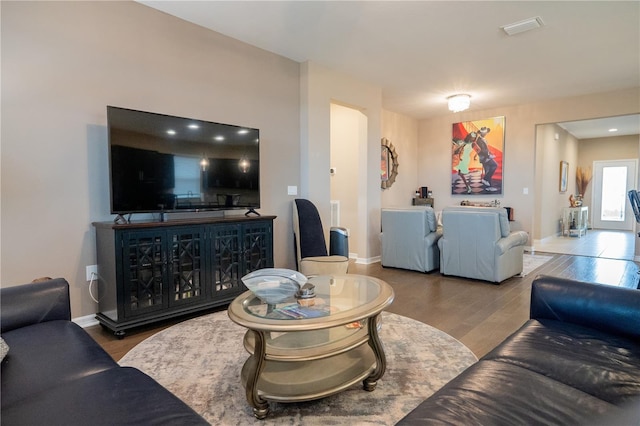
<box><xmin>1</xmin><ymin>278</ymin><xmax>208</xmax><ymax>425</ymax></box>
<box><xmin>398</xmin><ymin>275</ymin><xmax>640</xmax><ymax>425</ymax></box>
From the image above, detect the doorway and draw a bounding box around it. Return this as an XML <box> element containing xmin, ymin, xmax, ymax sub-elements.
<box><xmin>330</xmin><ymin>103</ymin><xmax>367</xmax><ymax>260</ymax></box>
<box><xmin>592</xmin><ymin>159</ymin><xmax>637</xmax><ymax>230</ymax></box>
<box><xmin>534</xmin><ymin>116</ymin><xmax>640</xmax><ymax>260</ymax></box>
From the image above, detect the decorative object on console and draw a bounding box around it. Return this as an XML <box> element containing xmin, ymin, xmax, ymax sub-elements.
<box><xmin>569</xmin><ymin>193</ymin><xmax>583</xmax><ymax>207</ymax></box>
<box><xmin>413</xmin><ymin>186</ymin><xmax>434</xmax><ymax>207</ymax></box>
<box><xmin>460</xmin><ymin>199</ymin><xmax>501</xmax><ymax>207</ymax></box>
<box><xmin>381</xmin><ymin>137</ymin><xmax>399</xmax><ymax>189</ymax></box>
<box><xmin>451</xmin><ymin>117</ymin><xmax>505</xmax><ymax>195</ymax></box>
<box><xmin>576</xmin><ymin>166</ymin><xmax>592</xmax><ymax>198</ymax></box>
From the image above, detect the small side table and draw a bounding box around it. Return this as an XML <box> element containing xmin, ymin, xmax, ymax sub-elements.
<box><xmin>562</xmin><ymin>206</ymin><xmax>588</xmax><ymax>237</ymax></box>
<box><xmin>412</xmin><ymin>197</ymin><xmax>434</xmax><ymax>208</ymax></box>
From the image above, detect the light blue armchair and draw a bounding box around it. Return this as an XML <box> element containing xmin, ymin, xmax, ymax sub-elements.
<box><xmin>438</xmin><ymin>206</ymin><xmax>528</xmax><ymax>283</ymax></box>
<box><xmin>381</xmin><ymin>206</ymin><xmax>442</xmax><ymax>273</ymax></box>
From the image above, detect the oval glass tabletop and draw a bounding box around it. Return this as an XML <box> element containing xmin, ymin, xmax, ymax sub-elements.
<box><xmin>228</xmin><ymin>274</ymin><xmax>394</xmax><ymax>331</ymax></box>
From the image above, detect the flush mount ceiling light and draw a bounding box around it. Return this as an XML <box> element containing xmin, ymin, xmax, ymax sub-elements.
<box><xmin>200</xmin><ymin>154</ymin><xmax>209</xmax><ymax>171</ymax></box>
<box><xmin>447</xmin><ymin>94</ymin><xmax>471</xmax><ymax>112</ymax></box>
<box><xmin>501</xmin><ymin>16</ymin><xmax>545</xmax><ymax>36</ymax></box>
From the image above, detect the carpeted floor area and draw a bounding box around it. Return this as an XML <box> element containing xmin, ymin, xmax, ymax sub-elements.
<box><xmin>519</xmin><ymin>252</ymin><xmax>554</xmax><ymax>277</ymax></box>
<box><xmin>120</xmin><ymin>310</ymin><xmax>477</xmax><ymax>425</ymax></box>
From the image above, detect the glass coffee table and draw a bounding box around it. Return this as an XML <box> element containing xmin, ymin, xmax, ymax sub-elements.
<box><xmin>228</xmin><ymin>274</ymin><xmax>394</xmax><ymax>419</ymax></box>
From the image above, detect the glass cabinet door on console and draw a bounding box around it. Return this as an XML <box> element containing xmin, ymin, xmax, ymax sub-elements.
<box><xmin>121</xmin><ymin>229</ymin><xmax>168</xmax><ymax>318</ymax></box>
<box><xmin>243</xmin><ymin>221</ymin><xmax>273</xmax><ymax>274</ymax></box>
<box><xmin>122</xmin><ymin>226</ymin><xmax>207</xmax><ymax>318</ymax></box>
<box><xmin>209</xmin><ymin>224</ymin><xmax>243</xmax><ymax>298</ymax></box>
<box><xmin>168</xmin><ymin>226</ymin><xmax>206</xmax><ymax>307</ymax></box>
<box><xmin>208</xmin><ymin>220</ymin><xmax>274</xmax><ymax>299</ymax></box>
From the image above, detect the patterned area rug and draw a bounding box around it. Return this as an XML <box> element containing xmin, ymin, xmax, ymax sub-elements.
<box><xmin>120</xmin><ymin>310</ymin><xmax>477</xmax><ymax>425</ymax></box>
<box><xmin>519</xmin><ymin>253</ymin><xmax>554</xmax><ymax>277</ymax></box>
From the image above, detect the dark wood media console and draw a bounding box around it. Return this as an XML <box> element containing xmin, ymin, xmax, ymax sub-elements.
<box><xmin>93</xmin><ymin>215</ymin><xmax>275</xmax><ymax>337</ymax></box>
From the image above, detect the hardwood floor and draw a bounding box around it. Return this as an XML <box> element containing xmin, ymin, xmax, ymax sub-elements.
<box><xmin>87</xmin><ymin>253</ymin><xmax>639</xmax><ymax>361</ymax></box>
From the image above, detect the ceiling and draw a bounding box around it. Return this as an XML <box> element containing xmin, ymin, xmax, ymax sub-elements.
<box><xmin>138</xmin><ymin>1</ymin><xmax>640</xmax><ymax>138</ymax></box>
<box><xmin>557</xmin><ymin>115</ymin><xmax>640</xmax><ymax>140</ymax></box>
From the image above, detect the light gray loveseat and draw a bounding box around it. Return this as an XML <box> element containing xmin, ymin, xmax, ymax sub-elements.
<box><xmin>438</xmin><ymin>206</ymin><xmax>528</xmax><ymax>283</ymax></box>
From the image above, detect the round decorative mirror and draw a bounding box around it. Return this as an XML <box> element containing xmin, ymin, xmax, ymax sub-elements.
<box><xmin>381</xmin><ymin>137</ymin><xmax>399</xmax><ymax>189</ymax></box>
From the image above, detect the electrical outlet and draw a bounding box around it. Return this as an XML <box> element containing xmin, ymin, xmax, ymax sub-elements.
<box><xmin>86</xmin><ymin>265</ymin><xmax>98</xmax><ymax>281</ymax></box>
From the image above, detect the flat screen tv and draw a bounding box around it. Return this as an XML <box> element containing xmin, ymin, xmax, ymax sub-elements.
<box><xmin>107</xmin><ymin>106</ymin><xmax>260</xmax><ymax>216</ymax></box>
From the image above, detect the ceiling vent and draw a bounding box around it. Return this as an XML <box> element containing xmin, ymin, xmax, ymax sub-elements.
<box><xmin>501</xmin><ymin>16</ymin><xmax>544</xmax><ymax>36</ymax></box>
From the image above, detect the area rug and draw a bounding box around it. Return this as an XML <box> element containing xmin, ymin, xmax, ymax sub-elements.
<box><xmin>519</xmin><ymin>253</ymin><xmax>554</xmax><ymax>277</ymax></box>
<box><xmin>119</xmin><ymin>310</ymin><xmax>477</xmax><ymax>425</ymax></box>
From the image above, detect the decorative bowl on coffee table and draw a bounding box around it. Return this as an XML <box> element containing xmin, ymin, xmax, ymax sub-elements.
<box><xmin>241</xmin><ymin>268</ymin><xmax>308</xmax><ymax>305</ymax></box>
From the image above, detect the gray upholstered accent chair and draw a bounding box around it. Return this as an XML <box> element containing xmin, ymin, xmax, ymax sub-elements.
<box><xmin>438</xmin><ymin>206</ymin><xmax>528</xmax><ymax>283</ymax></box>
<box><xmin>292</xmin><ymin>199</ymin><xmax>349</xmax><ymax>277</ymax></box>
<box><xmin>381</xmin><ymin>206</ymin><xmax>443</xmax><ymax>273</ymax></box>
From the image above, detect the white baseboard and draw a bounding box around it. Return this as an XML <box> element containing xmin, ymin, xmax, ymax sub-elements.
<box><xmin>355</xmin><ymin>256</ymin><xmax>381</xmax><ymax>265</ymax></box>
<box><xmin>73</xmin><ymin>314</ymin><xmax>99</xmax><ymax>328</ymax></box>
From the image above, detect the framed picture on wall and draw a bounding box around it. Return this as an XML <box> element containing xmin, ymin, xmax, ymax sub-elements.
<box><xmin>559</xmin><ymin>161</ymin><xmax>568</xmax><ymax>192</ymax></box>
<box><xmin>450</xmin><ymin>116</ymin><xmax>505</xmax><ymax>195</ymax></box>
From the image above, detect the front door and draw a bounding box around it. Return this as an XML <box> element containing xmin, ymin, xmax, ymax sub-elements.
<box><xmin>592</xmin><ymin>159</ymin><xmax>638</xmax><ymax>230</ymax></box>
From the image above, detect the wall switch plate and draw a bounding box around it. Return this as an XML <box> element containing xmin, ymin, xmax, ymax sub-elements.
<box><xmin>523</xmin><ymin>187</ymin><xmax>529</xmax><ymax>195</ymax></box>
<box><xmin>86</xmin><ymin>265</ymin><xmax>98</xmax><ymax>281</ymax></box>
<box><xmin>287</xmin><ymin>186</ymin><xmax>298</xmax><ymax>195</ymax></box>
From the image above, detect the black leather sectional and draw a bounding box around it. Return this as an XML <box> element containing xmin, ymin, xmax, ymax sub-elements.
<box><xmin>3</xmin><ymin>275</ymin><xmax>639</xmax><ymax>425</ymax></box>
<box><xmin>0</xmin><ymin>278</ymin><xmax>208</xmax><ymax>425</ymax></box>
<box><xmin>398</xmin><ymin>275</ymin><xmax>640</xmax><ymax>425</ymax></box>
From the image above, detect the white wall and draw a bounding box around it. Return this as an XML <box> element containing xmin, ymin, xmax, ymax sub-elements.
<box><xmin>535</xmin><ymin>124</ymin><xmax>579</xmax><ymax>239</ymax></box>
<box><xmin>1</xmin><ymin>1</ymin><xmax>300</xmax><ymax>317</ymax></box>
<box><xmin>381</xmin><ymin>109</ymin><xmax>419</xmax><ymax>208</ymax></box>
<box><xmin>300</xmin><ymin>61</ymin><xmax>383</xmax><ymax>263</ymax></box>
<box><xmin>330</xmin><ymin>103</ymin><xmax>365</xmax><ymax>258</ymax></box>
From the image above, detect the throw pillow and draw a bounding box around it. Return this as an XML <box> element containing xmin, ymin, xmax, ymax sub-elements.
<box><xmin>0</xmin><ymin>337</ymin><xmax>9</xmax><ymax>362</ymax></box>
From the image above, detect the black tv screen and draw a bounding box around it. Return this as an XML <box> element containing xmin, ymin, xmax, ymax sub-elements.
<box><xmin>107</xmin><ymin>106</ymin><xmax>260</xmax><ymax>214</ymax></box>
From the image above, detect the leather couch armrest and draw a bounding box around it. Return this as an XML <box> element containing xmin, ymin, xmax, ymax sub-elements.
<box><xmin>1</xmin><ymin>278</ymin><xmax>71</xmax><ymax>333</ymax></box>
<box><xmin>495</xmin><ymin>231</ymin><xmax>528</xmax><ymax>255</ymax></box>
<box><xmin>531</xmin><ymin>275</ymin><xmax>640</xmax><ymax>340</ymax></box>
